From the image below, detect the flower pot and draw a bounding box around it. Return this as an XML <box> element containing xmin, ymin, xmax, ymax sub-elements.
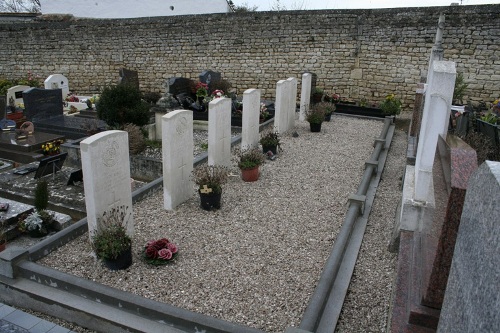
<box><xmin>103</xmin><ymin>246</ymin><xmax>132</xmax><ymax>271</ymax></box>
<box><xmin>324</xmin><ymin>113</ymin><xmax>332</xmax><ymax>122</ymax></box>
<box><xmin>241</xmin><ymin>166</ymin><xmax>260</xmax><ymax>182</ymax></box>
<box><xmin>310</xmin><ymin>122</ymin><xmax>322</xmax><ymax>132</ymax></box>
<box><xmin>262</xmin><ymin>144</ymin><xmax>277</xmax><ymax>155</ymax></box>
<box><xmin>199</xmin><ymin>190</ymin><xmax>222</xmax><ymax>210</ymax></box>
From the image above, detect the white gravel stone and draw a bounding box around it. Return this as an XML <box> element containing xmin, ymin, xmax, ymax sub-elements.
<box><xmin>37</xmin><ymin>114</ymin><xmax>408</xmax><ymax>333</ymax></box>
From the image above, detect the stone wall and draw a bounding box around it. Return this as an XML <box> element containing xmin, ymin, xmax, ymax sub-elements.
<box><xmin>0</xmin><ymin>5</ymin><xmax>498</xmax><ymax>109</ymax></box>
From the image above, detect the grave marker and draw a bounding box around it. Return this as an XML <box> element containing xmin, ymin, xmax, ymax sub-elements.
<box><xmin>162</xmin><ymin>110</ymin><xmax>193</xmax><ymax>210</ymax></box>
<box><xmin>44</xmin><ymin>74</ymin><xmax>70</xmax><ymax>99</ymax></box>
<box><xmin>274</xmin><ymin>80</ymin><xmax>288</xmax><ymax>134</ymax></box>
<box><xmin>208</xmin><ymin>97</ymin><xmax>231</xmax><ymax>167</ymax></box>
<box><xmin>6</xmin><ymin>85</ymin><xmax>30</xmax><ymax>107</ymax></box>
<box><xmin>299</xmin><ymin>73</ymin><xmax>312</xmax><ymax>121</ymax></box>
<box><xmin>118</xmin><ymin>68</ymin><xmax>140</xmax><ymax>90</ymax></box>
<box><xmin>241</xmin><ymin>89</ymin><xmax>261</xmax><ymax>150</ymax></box>
<box><xmin>80</xmin><ymin>130</ymin><xmax>133</xmax><ymax>239</ymax></box>
<box><xmin>199</xmin><ymin>70</ymin><xmax>222</xmax><ymax>93</ymax></box>
<box><xmin>167</xmin><ymin>77</ymin><xmax>195</xmax><ymax>98</ymax></box>
<box><xmin>22</xmin><ymin>88</ymin><xmax>63</xmax><ymax>121</ymax></box>
<box><xmin>287</xmin><ymin>77</ymin><xmax>298</xmax><ymax>130</ymax></box>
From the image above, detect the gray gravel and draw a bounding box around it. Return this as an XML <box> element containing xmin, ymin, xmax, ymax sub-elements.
<box><xmin>37</xmin><ymin>114</ymin><xmax>408</xmax><ymax>333</ymax></box>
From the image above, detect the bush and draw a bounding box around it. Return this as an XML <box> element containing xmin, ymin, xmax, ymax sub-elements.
<box><xmin>96</xmin><ymin>85</ymin><xmax>150</xmax><ymax>127</ymax></box>
<box><xmin>123</xmin><ymin>123</ymin><xmax>146</xmax><ymax>155</ymax></box>
<box><xmin>142</xmin><ymin>91</ymin><xmax>162</xmax><ymax>105</ymax></box>
<box><xmin>379</xmin><ymin>94</ymin><xmax>402</xmax><ymax>116</ymax></box>
<box><xmin>34</xmin><ymin>180</ymin><xmax>49</xmax><ymax>211</ymax></box>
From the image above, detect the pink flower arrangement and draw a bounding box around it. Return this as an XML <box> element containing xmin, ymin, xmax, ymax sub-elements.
<box><xmin>143</xmin><ymin>238</ymin><xmax>178</xmax><ymax>265</ymax></box>
<box><xmin>211</xmin><ymin>89</ymin><xmax>225</xmax><ymax>98</ymax></box>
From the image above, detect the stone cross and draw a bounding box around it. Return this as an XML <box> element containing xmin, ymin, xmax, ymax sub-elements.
<box><xmin>208</xmin><ymin>97</ymin><xmax>232</xmax><ymax>167</ymax></box>
<box><xmin>80</xmin><ymin>130</ymin><xmax>134</xmax><ymax>240</ymax></box>
<box><xmin>414</xmin><ymin>61</ymin><xmax>456</xmax><ymax>202</ymax></box>
<box><xmin>162</xmin><ymin>109</ymin><xmax>194</xmax><ymax>210</ymax></box>
<box><xmin>299</xmin><ymin>73</ymin><xmax>312</xmax><ymax>121</ymax></box>
<box><xmin>426</xmin><ymin>14</ymin><xmax>445</xmax><ymax>83</ymax></box>
<box><xmin>241</xmin><ymin>88</ymin><xmax>261</xmax><ymax>150</ymax></box>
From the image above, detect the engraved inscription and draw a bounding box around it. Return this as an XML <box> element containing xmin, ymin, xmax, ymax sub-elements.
<box><xmin>102</xmin><ymin>140</ymin><xmax>119</xmax><ymax>167</ymax></box>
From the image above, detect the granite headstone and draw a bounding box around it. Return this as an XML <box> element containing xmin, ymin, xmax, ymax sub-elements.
<box><xmin>22</xmin><ymin>88</ymin><xmax>63</xmax><ymax>121</ymax></box>
<box><xmin>199</xmin><ymin>70</ymin><xmax>221</xmax><ymax>93</ymax></box>
<box><xmin>118</xmin><ymin>68</ymin><xmax>140</xmax><ymax>90</ymax></box>
<box><xmin>166</xmin><ymin>77</ymin><xmax>195</xmax><ymax>98</ymax></box>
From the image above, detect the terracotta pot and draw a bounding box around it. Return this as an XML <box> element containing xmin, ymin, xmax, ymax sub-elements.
<box><xmin>103</xmin><ymin>246</ymin><xmax>132</xmax><ymax>271</ymax></box>
<box><xmin>241</xmin><ymin>166</ymin><xmax>260</xmax><ymax>182</ymax></box>
<box><xmin>310</xmin><ymin>122</ymin><xmax>322</xmax><ymax>132</ymax></box>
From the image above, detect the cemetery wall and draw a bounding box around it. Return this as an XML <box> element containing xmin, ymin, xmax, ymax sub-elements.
<box><xmin>0</xmin><ymin>5</ymin><xmax>498</xmax><ymax>109</ymax></box>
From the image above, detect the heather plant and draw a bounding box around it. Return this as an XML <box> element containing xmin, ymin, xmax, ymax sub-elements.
<box><xmin>191</xmin><ymin>165</ymin><xmax>229</xmax><ymax>194</ymax></box>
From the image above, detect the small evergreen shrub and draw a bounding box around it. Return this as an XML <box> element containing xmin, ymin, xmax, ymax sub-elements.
<box><xmin>96</xmin><ymin>85</ymin><xmax>150</xmax><ymax>127</ymax></box>
<box><xmin>34</xmin><ymin>180</ymin><xmax>49</xmax><ymax>211</ymax></box>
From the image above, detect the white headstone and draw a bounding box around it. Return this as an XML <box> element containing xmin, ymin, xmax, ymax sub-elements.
<box><xmin>287</xmin><ymin>77</ymin><xmax>298</xmax><ymax>130</ymax></box>
<box><xmin>414</xmin><ymin>61</ymin><xmax>456</xmax><ymax>202</ymax></box>
<box><xmin>44</xmin><ymin>74</ymin><xmax>70</xmax><ymax>99</ymax></box>
<box><xmin>208</xmin><ymin>97</ymin><xmax>231</xmax><ymax>167</ymax></box>
<box><xmin>241</xmin><ymin>89</ymin><xmax>261</xmax><ymax>150</ymax></box>
<box><xmin>81</xmin><ymin>130</ymin><xmax>134</xmax><ymax>239</ymax></box>
<box><xmin>274</xmin><ymin>80</ymin><xmax>288</xmax><ymax>134</ymax></box>
<box><xmin>299</xmin><ymin>73</ymin><xmax>312</xmax><ymax>121</ymax></box>
<box><xmin>162</xmin><ymin>110</ymin><xmax>194</xmax><ymax>210</ymax></box>
<box><xmin>6</xmin><ymin>85</ymin><xmax>30</xmax><ymax>107</ymax></box>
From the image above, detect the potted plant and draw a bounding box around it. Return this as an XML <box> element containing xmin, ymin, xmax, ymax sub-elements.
<box><xmin>314</xmin><ymin>102</ymin><xmax>336</xmax><ymax>122</ymax></box>
<box><xmin>311</xmin><ymin>87</ymin><xmax>324</xmax><ymax>104</ymax></box>
<box><xmin>259</xmin><ymin>129</ymin><xmax>281</xmax><ymax>154</ymax></box>
<box><xmin>18</xmin><ymin>180</ymin><xmax>54</xmax><ymax>238</ymax></box>
<box><xmin>143</xmin><ymin>238</ymin><xmax>179</xmax><ymax>265</ymax></box>
<box><xmin>306</xmin><ymin>105</ymin><xmax>326</xmax><ymax>132</ymax></box>
<box><xmin>92</xmin><ymin>205</ymin><xmax>132</xmax><ymax>270</ymax></box>
<box><xmin>41</xmin><ymin>139</ymin><xmax>65</xmax><ymax>156</ymax></box>
<box><xmin>379</xmin><ymin>94</ymin><xmax>402</xmax><ymax>117</ymax></box>
<box><xmin>191</xmin><ymin>164</ymin><xmax>229</xmax><ymax>210</ymax></box>
<box><xmin>237</xmin><ymin>147</ymin><xmax>266</xmax><ymax>182</ymax></box>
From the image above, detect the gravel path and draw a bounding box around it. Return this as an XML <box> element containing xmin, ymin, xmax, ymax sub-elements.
<box><xmin>36</xmin><ymin>114</ymin><xmax>408</xmax><ymax>333</ymax></box>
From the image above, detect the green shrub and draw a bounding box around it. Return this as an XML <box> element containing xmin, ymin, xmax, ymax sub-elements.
<box><xmin>34</xmin><ymin>180</ymin><xmax>49</xmax><ymax>212</ymax></box>
<box><xmin>96</xmin><ymin>85</ymin><xmax>150</xmax><ymax>127</ymax></box>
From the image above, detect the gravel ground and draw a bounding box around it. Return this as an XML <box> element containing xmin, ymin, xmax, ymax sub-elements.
<box><xmin>35</xmin><ymin>114</ymin><xmax>408</xmax><ymax>333</ymax></box>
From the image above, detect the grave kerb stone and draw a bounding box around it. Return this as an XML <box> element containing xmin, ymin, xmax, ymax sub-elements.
<box><xmin>299</xmin><ymin>73</ymin><xmax>312</xmax><ymax>122</ymax></box>
<box><xmin>241</xmin><ymin>89</ymin><xmax>261</xmax><ymax>150</ymax></box>
<box><xmin>80</xmin><ymin>130</ymin><xmax>134</xmax><ymax>240</ymax></box>
<box><xmin>162</xmin><ymin>110</ymin><xmax>194</xmax><ymax>210</ymax></box>
<box><xmin>208</xmin><ymin>97</ymin><xmax>231</xmax><ymax>167</ymax></box>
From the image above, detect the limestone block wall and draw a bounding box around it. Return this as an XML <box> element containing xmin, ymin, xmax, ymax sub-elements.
<box><xmin>0</xmin><ymin>5</ymin><xmax>498</xmax><ymax>110</ymax></box>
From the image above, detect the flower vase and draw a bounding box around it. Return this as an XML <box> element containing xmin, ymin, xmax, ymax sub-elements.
<box><xmin>310</xmin><ymin>123</ymin><xmax>322</xmax><ymax>132</ymax></box>
<box><xmin>241</xmin><ymin>166</ymin><xmax>260</xmax><ymax>182</ymax></box>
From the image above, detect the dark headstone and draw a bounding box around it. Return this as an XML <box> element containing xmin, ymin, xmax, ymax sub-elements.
<box><xmin>438</xmin><ymin>161</ymin><xmax>500</xmax><ymax>332</ymax></box>
<box><xmin>23</xmin><ymin>88</ymin><xmax>63</xmax><ymax>121</ymax></box>
<box><xmin>118</xmin><ymin>68</ymin><xmax>140</xmax><ymax>90</ymax></box>
<box><xmin>0</xmin><ymin>96</ymin><xmax>6</xmax><ymax>120</ymax></box>
<box><xmin>166</xmin><ymin>77</ymin><xmax>195</xmax><ymax>98</ymax></box>
<box><xmin>199</xmin><ymin>70</ymin><xmax>221</xmax><ymax>92</ymax></box>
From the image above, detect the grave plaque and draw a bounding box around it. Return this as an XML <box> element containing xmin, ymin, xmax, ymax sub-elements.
<box><xmin>118</xmin><ymin>68</ymin><xmax>140</xmax><ymax>90</ymax></box>
<box><xmin>23</xmin><ymin>88</ymin><xmax>63</xmax><ymax>121</ymax></box>
<box><xmin>81</xmin><ymin>130</ymin><xmax>134</xmax><ymax>239</ymax></box>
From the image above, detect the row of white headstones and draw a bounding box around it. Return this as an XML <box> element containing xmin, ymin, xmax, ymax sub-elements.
<box><xmin>81</xmin><ymin>73</ymin><xmax>315</xmax><ymax>240</ymax></box>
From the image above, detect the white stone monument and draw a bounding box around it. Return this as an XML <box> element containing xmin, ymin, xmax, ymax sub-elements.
<box><xmin>162</xmin><ymin>110</ymin><xmax>194</xmax><ymax>210</ymax></box>
<box><xmin>287</xmin><ymin>77</ymin><xmax>298</xmax><ymax>130</ymax></box>
<box><xmin>414</xmin><ymin>61</ymin><xmax>456</xmax><ymax>203</ymax></box>
<box><xmin>299</xmin><ymin>73</ymin><xmax>312</xmax><ymax>121</ymax></box>
<box><xmin>241</xmin><ymin>89</ymin><xmax>261</xmax><ymax>150</ymax></box>
<box><xmin>6</xmin><ymin>85</ymin><xmax>30</xmax><ymax>107</ymax></box>
<box><xmin>208</xmin><ymin>97</ymin><xmax>232</xmax><ymax>167</ymax></box>
<box><xmin>274</xmin><ymin>80</ymin><xmax>288</xmax><ymax>134</ymax></box>
<box><xmin>44</xmin><ymin>74</ymin><xmax>70</xmax><ymax>99</ymax></box>
<box><xmin>81</xmin><ymin>130</ymin><xmax>134</xmax><ymax>239</ymax></box>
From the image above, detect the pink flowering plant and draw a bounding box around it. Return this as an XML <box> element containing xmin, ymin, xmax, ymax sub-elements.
<box><xmin>211</xmin><ymin>89</ymin><xmax>225</xmax><ymax>98</ymax></box>
<box><xmin>143</xmin><ymin>238</ymin><xmax>179</xmax><ymax>265</ymax></box>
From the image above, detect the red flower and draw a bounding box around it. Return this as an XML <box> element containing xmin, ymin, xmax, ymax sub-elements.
<box><xmin>158</xmin><ymin>248</ymin><xmax>173</xmax><ymax>260</ymax></box>
<box><xmin>154</xmin><ymin>238</ymin><xmax>169</xmax><ymax>250</ymax></box>
<box><xmin>167</xmin><ymin>242</ymin><xmax>178</xmax><ymax>254</ymax></box>
<box><xmin>145</xmin><ymin>246</ymin><xmax>158</xmax><ymax>259</ymax></box>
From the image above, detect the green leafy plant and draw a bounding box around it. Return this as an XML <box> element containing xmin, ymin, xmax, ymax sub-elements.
<box><xmin>379</xmin><ymin>94</ymin><xmax>402</xmax><ymax>116</ymax></box>
<box><xmin>237</xmin><ymin>147</ymin><xmax>266</xmax><ymax>170</ymax></box>
<box><xmin>480</xmin><ymin>112</ymin><xmax>498</xmax><ymax>125</ymax></box>
<box><xmin>96</xmin><ymin>85</ymin><xmax>150</xmax><ymax>127</ymax></box>
<box><xmin>191</xmin><ymin>164</ymin><xmax>229</xmax><ymax>195</ymax></box>
<box><xmin>306</xmin><ymin>105</ymin><xmax>326</xmax><ymax>124</ymax></box>
<box><xmin>92</xmin><ymin>206</ymin><xmax>132</xmax><ymax>260</ymax></box>
<box><xmin>314</xmin><ymin>102</ymin><xmax>336</xmax><ymax>116</ymax></box>
<box><xmin>453</xmin><ymin>72</ymin><xmax>468</xmax><ymax>105</ymax></box>
<box><xmin>259</xmin><ymin>129</ymin><xmax>281</xmax><ymax>148</ymax></box>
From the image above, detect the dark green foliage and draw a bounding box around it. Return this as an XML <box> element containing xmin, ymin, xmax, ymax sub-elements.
<box><xmin>96</xmin><ymin>85</ymin><xmax>150</xmax><ymax>127</ymax></box>
<box><xmin>453</xmin><ymin>72</ymin><xmax>468</xmax><ymax>105</ymax></box>
<box><xmin>34</xmin><ymin>180</ymin><xmax>49</xmax><ymax>211</ymax></box>
<box><xmin>142</xmin><ymin>91</ymin><xmax>162</xmax><ymax>105</ymax></box>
